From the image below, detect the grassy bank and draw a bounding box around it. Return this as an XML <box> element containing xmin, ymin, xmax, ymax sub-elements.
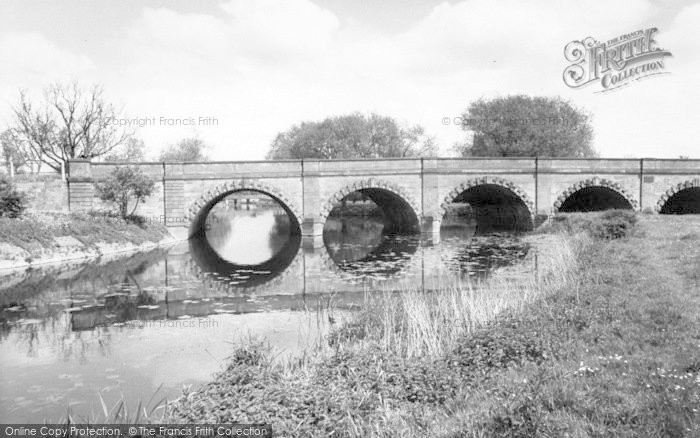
<box><xmin>0</xmin><ymin>211</ymin><xmax>172</xmax><ymax>268</ymax></box>
<box><xmin>170</xmin><ymin>212</ymin><xmax>700</xmax><ymax>436</ymax></box>
<box><xmin>169</xmin><ymin>227</ymin><xmax>581</xmax><ymax>434</ymax></box>
<box><xmin>435</xmin><ymin>214</ymin><xmax>700</xmax><ymax>437</ymax></box>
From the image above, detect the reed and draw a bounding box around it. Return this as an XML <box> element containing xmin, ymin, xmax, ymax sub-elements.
<box><xmin>331</xmin><ymin>233</ymin><xmax>584</xmax><ymax>360</ymax></box>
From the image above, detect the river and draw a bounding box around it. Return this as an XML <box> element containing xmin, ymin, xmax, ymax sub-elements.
<box><xmin>0</xmin><ymin>203</ymin><xmax>534</xmax><ymax>422</ymax></box>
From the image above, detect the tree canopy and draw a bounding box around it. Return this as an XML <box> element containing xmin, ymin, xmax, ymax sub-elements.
<box><xmin>159</xmin><ymin>137</ymin><xmax>209</xmax><ymax>162</ymax></box>
<box><xmin>104</xmin><ymin>137</ymin><xmax>146</xmax><ymax>162</ymax></box>
<box><xmin>266</xmin><ymin>113</ymin><xmax>436</xmax><ymax>159</ymax></box>
<box><xmin>453</xmin><ymin>95</ymin><xmax>596</xmax><ymax>158</ymax></box>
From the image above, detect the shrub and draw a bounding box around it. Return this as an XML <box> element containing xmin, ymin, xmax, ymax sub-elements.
<box><xmin>540</xmin><ymin>210</ymin><xmax>638</xmax><ymax>239</ymax></box>
<box><xmin>596</xmin><ymin>209</ymin><xmax>638</xmax><ymax>239</ymax></box>
<box><xmin>0</xmin><ymin>176</ymin><xmax>27</xmax><ymax>218</ymax></box>
<box><xmin>94</xmin><ymin>166</ymin><xmax>155</xmax><ymax>219</ymax></box>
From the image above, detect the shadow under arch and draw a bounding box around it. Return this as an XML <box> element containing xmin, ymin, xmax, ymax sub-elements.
<box><xmin>553</xmin><ymin>178</ymin><xmax>637</xmax><ymax>212</ymax></box>
<box><xmin>657</xmin><ymin>180</ymin><xmax>700</xmax><ymax>214</ymax></box>
<box><xmin>320</xmin><ymin>178</ymin><xmax>421</xmax><ymax>234</ymax></box>
<box><xmin>439</xmin><ymin>177</ymin><xmax>535</xmax><ymax>233</ymax></box>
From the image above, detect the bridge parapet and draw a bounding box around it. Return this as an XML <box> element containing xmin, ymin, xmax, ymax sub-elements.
<box><xmin>643</xmin><ymin>158</ymin><xmax>700</xmax><ymax>174</ymax></box>
<box><xmin>167</xmin><ymin>161</ymin><xmax>303</xmax><ymax>179</ymax></box>
<box><xmin>423</xmin><ymin>158</ymin><xmax>536</xmax><ymax>174</ymax></box>
<box><xmin>305</xmin><ymin>158</ymin><xmax>422</xmax><ymax>176</ymax></box>
<box><xmin>537</xmin><ymin>158</ymin><xmax>641</xmax><ymax>173</ymax></box>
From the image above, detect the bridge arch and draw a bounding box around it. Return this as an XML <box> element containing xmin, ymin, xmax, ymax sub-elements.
<box><xmin>553</xmin><ymin>177</ymin><xmax>638</xmax><ymax>212</ymax></box>
<box><xmin>439</xmin><ymin>176</ymin><xmax>535</xmax><ymax>231</ymax></box>
<box><xmin>656</xmin><ymin>179</ymin><xmax>700</xmax><ymax>214</ymax></box>
<box><xmin>185</xmin><ymin>180</ymin><xmax>303</xmax><ymax>238</ymax></box>
<box><xmin>319</xmin><ymin>178</ymin><xmax>421</xmax><ymax>234</ymax></box>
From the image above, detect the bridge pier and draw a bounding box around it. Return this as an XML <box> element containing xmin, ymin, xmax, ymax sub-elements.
<box><xmin>301</xmin><ymin>219</ymin><xmax>325</xmax><ymax>248</ymax></box>
<box><xmin>421</xmin><ymin>216</ymin><xmax>441</xmax><ymax>244</ymax></box>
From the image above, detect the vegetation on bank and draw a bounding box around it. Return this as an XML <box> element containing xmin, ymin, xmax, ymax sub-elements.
<box><xmin>537</xmin><ymin>209</ymin><xmax>639</xmax><ymax>239</ymax></box>
<box><xmin>169</xmin><ymin>212</ymin><xmax>700</xmax><ymax>436</ymax></box>
<box><xmin>0</xmin><ymin>175</ymin><xmax>27</xmax><ymax>218</ymax></box>
<box><xmin>0</xmin><ymin>165</ymin><xmax>170</xmax><ymax>266</ymax></box>
<box><xmin>169</xmin><ymin>229</ymin><xmax>580</xmax><ymax>433</ymax></box>
<box><xmin>0</xmin><ymin>211</ymin><xmax>170</xmax><ymax>262</ymax></box>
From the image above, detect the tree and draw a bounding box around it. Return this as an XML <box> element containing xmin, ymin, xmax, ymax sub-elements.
<box><xmin>453</xmin><ymin>95</ymin><xmax>596</xmax><ymax>158</ymax></box>
<box><xmin>266</xmin><ymin>113</ymin><xmax>437</xmax><ymax>159</ymax></box>
<box><xmin>159</xmin><ymin>137</ymin><xmax>209</xmax><ymax>162</ymax></box>
<box><xmin>104</xmin><ymin>137</ymin><xmax>146</xmax><ymax>162</ymax></box>
<box><xmin>0</xmin><ymin>129</ymin><xmax>30</xmax><ymax>173</ymax></box>
<box><xmin>10</xmin><ymin>82</ymin><xmax>131</xmax><ymax>171</ymax></box>
<box><xmin>95</xmin><ymin>166</ymin><xmax>155</xmax><ymax>219</ymax></box>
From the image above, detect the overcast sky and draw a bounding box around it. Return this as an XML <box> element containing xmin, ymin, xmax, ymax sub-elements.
<box><xmin>1</xmin><ymin>0</ymin><xmax>698</xmax><ymax>160</ymax></box>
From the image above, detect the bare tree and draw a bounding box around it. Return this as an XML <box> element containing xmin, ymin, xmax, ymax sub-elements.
<box><xmin>11</xmin><ymin>82</ymin><xmax>132</xmax><ymax>171</ymax></box>
<box><xmin>1</xmin><ymin>129</ymin><xmax>31</xmax><ymax>173</ymax></box>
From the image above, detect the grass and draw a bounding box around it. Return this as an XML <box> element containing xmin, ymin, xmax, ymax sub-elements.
<box><xmin>0</xmin><ymin>211</ymin><xmax>170</xmax><ymax>259</ymax></box>
<box><xmin>428</xmin><ymin>214</ymin><xmax>700</xmax><ymax>437</ymax></box>
<box><xmin>50</xmin><ymin>384</ymin><xmax>173</xmax><ymax>425</ymax></box>
<box><xmin>167</xmin><ymin>213</ymin><xmax>700</xmax><ymax>436</ymax></box>
<box><xmin>168</xmin><ymin>232</ymin><xmax>582</xmax><ymax>434</ymax></box>
<box><xmin>329</xmin><ymin>236</ymin><xmax>577</xmax><ymax>360</ymax></box>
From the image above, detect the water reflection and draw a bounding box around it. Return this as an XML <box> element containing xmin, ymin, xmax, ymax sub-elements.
<box><xmin>0</xmin><ymin>204</ymin><xmax>535</xmax><ymax>422</ymax></box>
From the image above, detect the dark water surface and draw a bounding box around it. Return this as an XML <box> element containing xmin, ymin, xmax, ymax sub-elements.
<box><xmin>0</xmin><ymin>206</ymin><xmax>534</xmax><ymax>422</ymax></box>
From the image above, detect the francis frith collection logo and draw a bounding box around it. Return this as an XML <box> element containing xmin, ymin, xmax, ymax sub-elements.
<box><xmin>563</xmin><ymin>27</ymin><xmax>672</xmax><ymax>92</ymax></box>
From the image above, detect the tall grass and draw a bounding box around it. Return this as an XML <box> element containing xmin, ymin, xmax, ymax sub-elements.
<box><xmin>329</xmin><ymin>233</ymin><xmax>584</xmax><ymax>360</ymax></box>
<box><xmin>168</xmin><ymin>232</ymin><xmax>586</xmax><ymax>432</ymax></box>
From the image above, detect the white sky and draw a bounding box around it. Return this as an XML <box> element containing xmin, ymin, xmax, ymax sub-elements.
<box><xmin>0</xmin><ymin>0</ymin><xmax>698</xmax><ymax>160</ymax></box>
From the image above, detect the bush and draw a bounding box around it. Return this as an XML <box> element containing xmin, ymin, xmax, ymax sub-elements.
<box><xmin>597</xmin><ymin>209</ymin><xmax>638</xmax><ymax>239</ymax></box>
<box><xmin>0</xmin><ymin>176</ymin><xmax>27</xmax><ymax>218</ymax></box>
<box><xmin>540</xmin><ymin>210</ymin><xmax>638</xmax><ymax>239</ymax></box>
<box><xmin>94</xmin><ymin>166</ymin><xmax>155</xmax><ymax>219</ymax></box>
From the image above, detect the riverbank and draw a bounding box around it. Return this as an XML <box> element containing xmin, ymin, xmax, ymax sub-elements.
<box><xmin>0</xmin><ymin>211</ymin><xmax>179</xmax><ymax>273</ymax></box>
<box><xmin>168</xmin><ymin>221</ymin><xmax>581</xmax><ymax>433</ymax></box>
<box><xmin>169</xmin><ymin>213</ymin><xmax>700</xmax><ymax>436</ymax></box>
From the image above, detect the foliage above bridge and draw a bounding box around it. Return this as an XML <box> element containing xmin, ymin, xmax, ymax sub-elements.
<box><xmin>454</xmin><ymin>95</ymin><xmax>596</xmax><ymax>158</ymax></box>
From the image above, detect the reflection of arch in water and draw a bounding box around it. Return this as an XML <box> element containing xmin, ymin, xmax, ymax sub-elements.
<box><xmin>186</xmin><ymin>180</ymin><xmax>302</xmax><ymax>238</ymax></box>
<box><xmin>656</xmin><ymin>179</ymin><xmax>700</xmax><ymax>214</ymax></box>
<box><xmin>319</xmin><ymin>234</ymin><xmax>420</xmax><ymax>283</ymax></box>
<box><xmin>553</xmin><ymin>177</ymin><xmax>637</xmax><ymax>212</ymax></box>
<box><xmin>439</xmin><ymin>177</ymin><xmax>535</xmax><ymax>232</ymax></box>
<box><xmin>320</xmin><ymin>178</ymin><xmax>421</xmax><ymax>234</ymax></box>
<box><xmin>187</xmin><ymin>232</ymin><xmax>302</xmax><ymax>291</ymax></box>
<box><xmin>439</xmin><ymin>237</ymin><xmax>531</xmax><ymax>281</ymax></box>
<box><xmin>185</xmin><ymin>253</ymin><xmax>304</xmax><ymax>297</ymax></box>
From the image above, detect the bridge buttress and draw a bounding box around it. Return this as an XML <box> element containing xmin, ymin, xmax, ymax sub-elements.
<box><xmin>67</xmin><ymin>159</ymin><xmax>94</xmax><ymax>212</ymax></box>
<box><xmin>421</xmin><ymin>159</ymin><xmax>442</xmax><ymax>242</ymax></box>
<box><xmin>300</xmin><ymin>161</ymin><xmax>324</xmax><ymax>247</ymax></box>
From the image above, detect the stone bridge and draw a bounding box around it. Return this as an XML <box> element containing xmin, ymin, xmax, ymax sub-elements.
<box><xmin>68</xmin><ymin>158</ymin><xmax>700</xmax><ymax>243</ymax></box>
